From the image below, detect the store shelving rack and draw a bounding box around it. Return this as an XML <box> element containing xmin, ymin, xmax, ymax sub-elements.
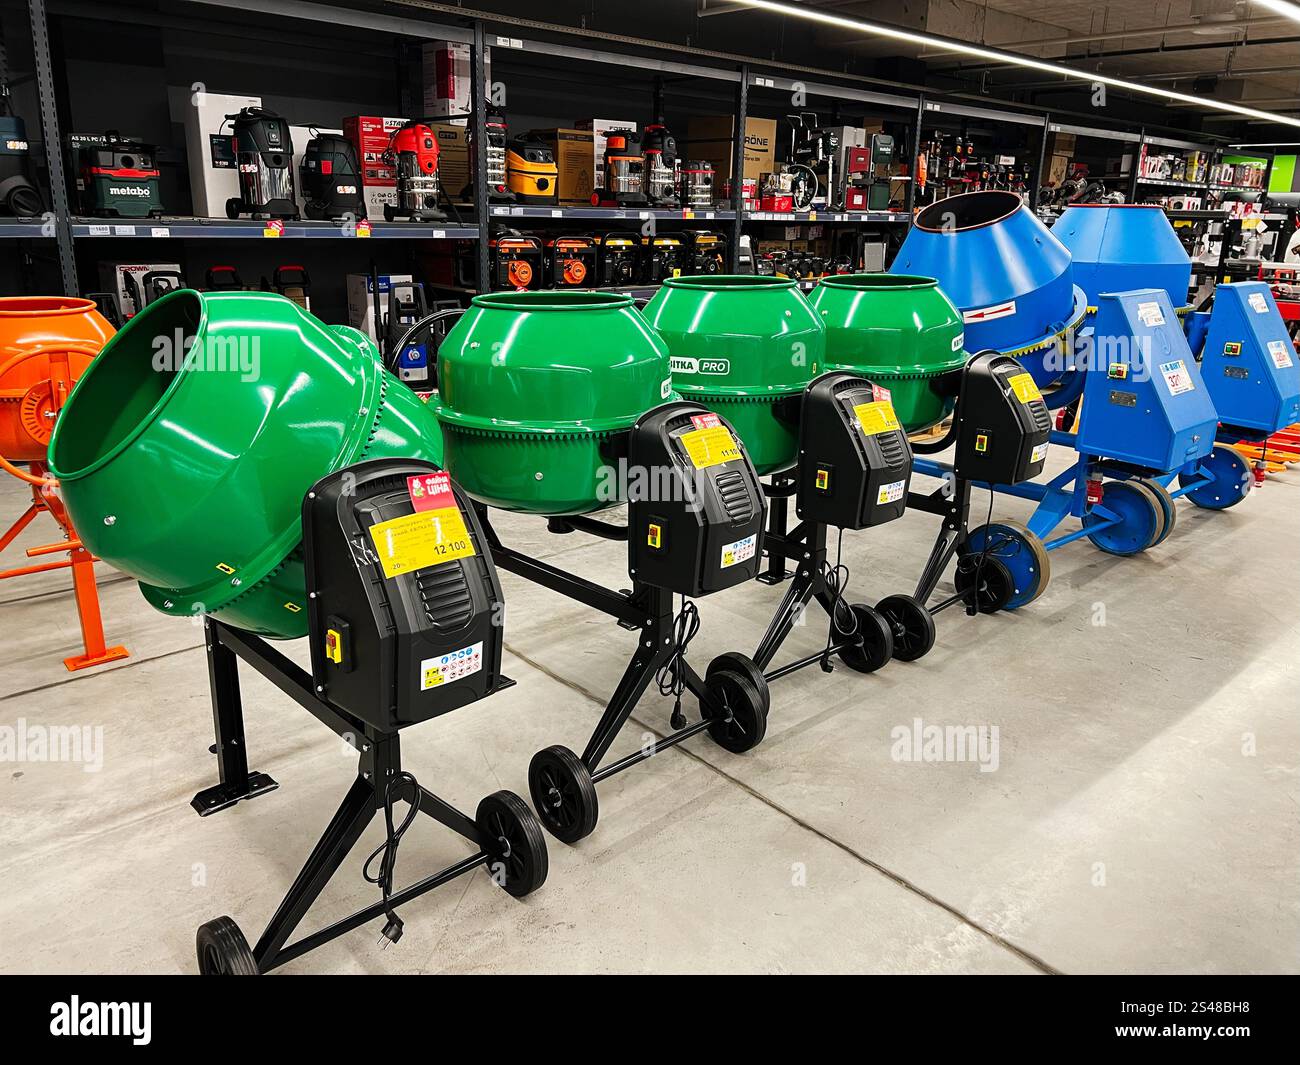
<box><xmin>9</xmin><ymin>0</ymin><xmax>1295</xmax><ymax>302</ymax></box>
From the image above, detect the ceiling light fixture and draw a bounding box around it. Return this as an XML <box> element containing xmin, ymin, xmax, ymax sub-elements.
<box><xmin>1249</xmin><ymin>0</ymin><xmax>1300</xmax><ymax>26</ymax></box>
<box><xmin>730</xmin><ymin>0</ymin><xmax>1300</xmax><ymax>129</ymax></box>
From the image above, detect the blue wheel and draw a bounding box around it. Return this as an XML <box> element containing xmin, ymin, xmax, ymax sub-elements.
<box><xmin>1179</xmin><ymin>444</ymin><xmax>1252</xmax><ymax>510</ymax></box>
<box><xmin>1083</xmin><ymin>480</ymin><xmax>1163</xmax><ymax>556</ymax></box>
<box><xmin>1138</xmin><ymin>478</ymin><xmax>1177</xmax><ymax>546</ymax></box>
<box><xmin>962</xmin><ymin>520</ymin><xmax>1051</xmax><ymax>610</ymax></box>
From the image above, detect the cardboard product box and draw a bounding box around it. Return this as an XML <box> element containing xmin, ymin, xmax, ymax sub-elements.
<box><xmin>684</xmin><ymin>115</ymin><xmax>777</xmax><ymax>183</ymax></box>
<box><xmin>346</xmin><ymin>272</ymin><xmax>414</xmax><ymax>341</ymax></box>
<box><xmin>344</xmin><ymin>115</ymin><xmax>406</xmax><ymax>219</ymax></box>
<box><xmin>575</xmin><ymin>119</ymin><xmax>639</xmax><ymax>190</ymax></box>
<box><xmin>422</xmin><ymin>43</ymin><xmax>491</xmax><ymax>120</ymax></box>
<box><xmin>97</xmin><ymin>261</ymin><xmax>184</xmax><ymax>319</ymax></box>
<box><xmin>183</xmin><ymin>90</ymin><xmax>261</xmax><ymax>217</ymax></box>
<box><xmin>1047</xmin><ymin>153</ymin><xmax>1072</xmax><ymax>187</ymax></box>
<box><xmin>431</xmin><ymin>122</ymin><xmax>470</xmax><ymax>200</ymax></box>
<box><xmin>1046</xmin><ymin>131</ymin><xmax>1077</xmax><ymax>157</ymax></box>
<box><xmin>531</xmin><ymin>128</ymin><xmax>595</xmax><ymax>205</ymax></box>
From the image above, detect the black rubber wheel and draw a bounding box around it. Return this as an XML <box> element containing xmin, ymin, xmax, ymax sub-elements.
<box><xmin>835</xmin><ymin>603</ymin><xmax>894</xmax><ymax>673</ymax></box>
<box><xmin>225</xmin><ymin>198</ymin><xmax>241</xmax><ymax>220</ymax></box>
<box><xmin>528</xmin><ymin>745</ymin><xmax>599</xmax><ymax>845</ymax></box>
<box><xmin>476</xmin><ymin>790</ymin><xmax>549</xmax><ymax>897</ymax></box>
<box><xmin>706</xmin><ymin>651</ymin><xmax>771</xmax><ymax>713</ymax></box>
<box><xmin>196</xmin><ymin>915</ymin><xmax>258</xmax><ymax>975</ymax></box>
<box><xmin>705</xmin><ymin>669</ymin><xmax>768</xmax><ymax>753</ymax></box>
<box><xmin>953</xmin><ymin>554</ymin><xmax>1015</xmax><ymax>614</ymax></box>
<box><xmin>875</xmin><ymin>594</ymin><xmax>936</xmax><ymax>662</ymax></box>
<box><xmin>384</xmin><ymin>203</ymin><xmax>397</xmax><ymax>223</ymax></box>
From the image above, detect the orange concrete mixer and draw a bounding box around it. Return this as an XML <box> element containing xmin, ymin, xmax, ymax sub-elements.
<box><xmin>0</xmin><ymin>296</ymin><xmax>128</xmax><ymax>670</ymax></box>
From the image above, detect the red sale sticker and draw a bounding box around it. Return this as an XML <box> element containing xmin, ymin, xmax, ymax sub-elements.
<box><xmin>690</xmin><ymin>412</ymin><xmax>722</xmax><ymax>430</ymax></box>
<box><xmin>407</xmin><ymin>471</ymin><xmax>456</xmax><ymax>513</ymax></box>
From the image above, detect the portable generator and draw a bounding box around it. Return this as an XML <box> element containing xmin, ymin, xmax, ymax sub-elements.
<box><xmin>69</xmin><ymin>132</ymin><xmax>164</xmax><ymax>218</ymax></box>
<box><xmin>641</xmin><ymin>233</ymin><xmax>686</xmax><ymax>283</ymax></box>
<box><xmin>591</xmin><ymin>128</ymin><xmax>647</xmax><ymax>208</ymax></box>
<box><xmin>684</xmin><ymin>230</ymin><xmax>725</xmax><ymax>275</ymax></box>
<box><xmin>224</xmin><ymin>107</ymin><xmax>297</xmax><ymax>220</ymax></box>
<box><xmin>505</xmin><ymin>134</ymin><xmax>558</xmax><ymax>205</ymax></box>
<box><xmin>678</xmin><ymin>160</ymin><xmax>715</xmax><ymax>211</ymax></box>
<box><xmin>642</xmin><ymin>120</ymin><xmax>679</xmax><ymax>208</ymax></box>
<box><xmin>488</xmin><ymin>227</ymin><xmax>543</xmax><ymax>290</ymax></box>
<box><xmin>544</xmin><ymin>235</ymin><xmax>597</xmax><ymax>288</ymax></box>
<box><xmin>299</xmin><ymin>131</ymin><xmax>365</xmax><ymax>220</ymax></box>
<box><xmin>0</xmin><ymin>88</ymin><xmax>41</xmax><ymax>216</ymax></box>
<box><xmin>465</xmin><ymin>103</ymin><xmax>512</xmax><ymax>203</ymax></box>
<box><xmin>384</xmin><ymin>120</ymin><xmax>445</xmax><ymax>222</ymax></box>
<box><xmin>595</xmin><ymin>232</ymin><xmax>641</xmax><ymax>286</ymax></box>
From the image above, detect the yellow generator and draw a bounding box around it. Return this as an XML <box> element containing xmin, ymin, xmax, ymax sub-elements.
<box><xmin>505</xmin><ymin>134</ymin><xmax>558</xmax><ymax>204</ymax></box>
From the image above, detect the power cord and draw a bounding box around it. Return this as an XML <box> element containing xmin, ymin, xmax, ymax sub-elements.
<box><xmin>963</xmin><ymin>488</ymin><xmax>998</xmax><ymax>616</ymax></box>
<box><xmin>658</xmin><ymin>596</ymin><xmax>700</xmax><ymax>730</ymax></box>
<box><xmin>821</xmin><ymin>528</ymin><xmax>855</xmax><ymax>673</ymax></box>
<box><xmin>362</xmin><ymin>770</ymin><xmax>421</xmax><ymax>947</ymax></box>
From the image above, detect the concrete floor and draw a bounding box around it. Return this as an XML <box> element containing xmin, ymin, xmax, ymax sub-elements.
<box><xmin>1</xmin><ymin>448</ymin><xmax>1297</xmax><ymax>975</ymax></box>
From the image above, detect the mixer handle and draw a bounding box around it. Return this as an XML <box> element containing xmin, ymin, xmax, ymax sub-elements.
<box><xmin>0</xmin><ymin>340</ymin><xmax>104</xmax><ymax>486</ymax></box>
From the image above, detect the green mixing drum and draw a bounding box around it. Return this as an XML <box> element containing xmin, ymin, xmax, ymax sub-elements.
<box><xmin>433</xmin><ymin>291</ymin><xmax>673</xmax><ymax>515</ymax></box>
<box><xmin>642</xmin><ymin>275</ymin><xmax>823</xmax><ymax>475</ymax></box>
<box><xmin>809</xmin><ymin>274</ymin><xmax>967</xmax><ymax>433</ymax></box>
<box><xmin>46</xmin><ymin>289</ymin><xmax>442</xmax><ymax>638</ymax></box>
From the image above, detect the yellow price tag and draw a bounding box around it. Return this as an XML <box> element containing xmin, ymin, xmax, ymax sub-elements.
<box><xmin>1007</xmin><ymin>372</ymin><xmax>1042</xmax><ymax>405</ymax></box>
<box><xmin>680</xmin><ymin>425</ymin><xmax>742</xmax><ymax>469</ymax></box>
<box><xmin>368</xmin><ymin>506</ymin><xmax>476</xmax><ymax>579</ymax></box>
<box><xmin>852</xmin><ymin>400</ymin><xmax>901</xmax><ymax>436</ymax></box>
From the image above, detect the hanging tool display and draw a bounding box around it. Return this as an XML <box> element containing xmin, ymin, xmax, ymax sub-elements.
<box><xmin>224</xmin><ymin>106</ymin><xmax>298</xmax><ymax>220</ymax></box>
<box><xmin>787</xmin><ymin>113</ymin><xmax>838</xmax><ymax>209</ymax></box>
<box><xmin>299</xmin><ymin>130</ymin><xmax>365</xmax><ymax>220</ymax></box>
<box><xmin>591</xmin><ymin>128</ymin><xmax>648</xmax><ymax>207</ymax></box>
<box><xmin>68</xmin><ymin>132</ymin><xmax>164</xmax><ymax>218</ymax></box>
<box><xmin>505</xmin><ymin>132</ymin><xmax>558</xmax><ymax>205</ymax></box>
<box><xmin>384</xmin><ymin>120</ymin><xmax>446</xmax><ymax>222</ymax></box>
<box><xmin>642</xmin><ymin>119</ymin><xmax>679</xmax><ymax>208</ymax></box>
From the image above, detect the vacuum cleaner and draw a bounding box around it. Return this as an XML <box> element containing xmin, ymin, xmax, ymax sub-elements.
<box><xmin>384</xmin><ymin>120</ymin><xmax>446</xmax><ymax>222</ymax></box>
<box><xmin>224</xmin><ymin>107</ymin><xmax>298</xmax><ymax>220</ymax></box>
<box><xmin>0</xmin><ymin>85</ymin><xmax>42</xmax><ymax>217</ymax></box>
<box><xmin>464</xmin><ymin>102</ymin><xmax>513</xmax><ymax>203</ymax></box>
<box><xmin>591</xmin><ymin>129</ymin><xmax>647</xmax><ymax>208</ymax></box>
<box><xmin>299</xmin><ymin>131</ymin><xmax>365</xmax><ymax>220</ymax></box>
<box><xmin>505</xmin><ymin>133</ymin><xmax>558</xmax><ymax>205</ymax></box>
<box><xmin>642</xmin><ymin>119</ymin><xmax>679</xmax><ymax>208</ymax></box>
<box><xmin>69</xmin><ymin>131</ymin><xmax>164</xmax><ymax>218</ymax></box>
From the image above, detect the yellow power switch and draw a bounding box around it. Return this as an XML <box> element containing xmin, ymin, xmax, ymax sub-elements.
<box><xmin>325</xmin><ymin>628</ymin><xmax>343</xmax><ymax>665</ymax></box>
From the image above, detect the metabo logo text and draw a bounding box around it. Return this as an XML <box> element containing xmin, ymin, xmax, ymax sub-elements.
<box><xmin>108</xmin><ymin>186</ymin><xmax>150</xmax><ymax>197</ymax></box>
<box><xmin>50</xmin><ymin>997</ymin><xmax>151</xmax><ymax>1045</ymax></box>
<box><xmin>669</xmin><ymin>356</ymin><xmax>729</xmax><ymax>375</ymax></box>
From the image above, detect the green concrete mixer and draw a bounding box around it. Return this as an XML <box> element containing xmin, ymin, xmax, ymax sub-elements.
<box><xmin>642</xmin><ymin>275</ymin><xmax>822</xmax><ymax>475</ymax></box>
<box><xmin>643</xmin><ymin>274</ymin><xmax>935</xmax><ymax>688</ymax></box>
<box><xmin>47</xmin><ymin>289</ymin><xmax>444</xmax><ymax>637</ymax></box>
<box><xmin>430</xmin><ymin>289</ymin><xmax>774</xmax><ymax>846</ymax></box>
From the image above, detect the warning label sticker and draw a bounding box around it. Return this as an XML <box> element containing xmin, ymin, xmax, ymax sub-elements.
<box><xmin>876</xmin><ymin>479</ymin><xmax>906</xmax><ymax>505</ymax></box>
<box><xmin>1267</xmin><ymin>340</ymin><xmax>1294</xmax><ymax>369</ymax></box>
<box><xmin>1006</xmin><ymin>372</ymin><xmax>1043</xmax><ymax>405</ymax></box>
<box><xmin>1137</xmin><ymin>301</ymin><xmax>1166</xmax><ymax>327</ymax></box>
<box><xmin>1031</xmin><ymin>442</ymin><xmax>1050</xmax><ymax>464</ymax></box>
<box><xmin>853</xmin><ymin>400</ymin><xmax>902</xmax><ymax>436</ymax></box>
<box><xmin>963</xmin><ymin>300</ymin><xmax>1016</xmax><ymax>323</ymax></box>
<box><xmin>1159</xmin><ymin>359</ymin><xmax>1196</xmax><ymax>396</ymax></box>
<box><xmin>368</xmin><ymin>507</ymin><xmax>476</xmax><ymax>579</ymax></box>
<box><xmin>1248</xmin><ymin>291</ymin><xmax>1270</xmax><ymax>315</ymax></box>
<box><xmin>681</xmin><ymin>424</ymin><xmax>742</xmax><ymax>468</ymax></box>
<box><xmin>721</xmin><ymin>534</ymin><xmax>757</xmax><ymax>569</ymax></box>
<box><xmin>421</xmin><ymin>642</ymin><xmax>484</xmax><ymax>690</ymax></box>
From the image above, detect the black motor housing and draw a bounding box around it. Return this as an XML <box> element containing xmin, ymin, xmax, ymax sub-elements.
<box><xmin>627</xmin><ymin>401</ymin><xmax>767</xmax><ymax>597</ymax></box>
<box><xmin>952</xmin><ymin>350</ymin><xmax>1052</xmax><ymax>485</ymax></box>
<box><xmin>796</xmin><ymin>372</ymin><xmax>913</xmax><ymax>530</ymax></box>
<box><xmin>303</xmin><ymin>459</ymin><xmax>505</xmax><ymax>732</ymax></box>
<box><xmin>299</xmin><ymin>132</ymin><xmax>365</xmax><ymax>220</ymax></box>
<box><xmin>0</xmin><ymin>113</ymin><xmax>41</xmax><ymax>216</ymax></box>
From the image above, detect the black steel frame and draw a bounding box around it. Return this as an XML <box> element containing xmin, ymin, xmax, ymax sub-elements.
<box><xmin>476</xmin><ymin>507</ymin><xmax>729</xmax><ymax>786</ymax></box>
<box><xmin>907</xmin><ymin>476</ymin><xmax>978</xmax><ymax>616</ymax></box>
<box><xmin>750</xmin><ymin>478</ymin><xmax>866</xmax><ymax>682</ymax></box>
<box><xmin>192</xmin><ymin>618</ymin><xmax>499</xmax><ymax>974</ymax></box>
